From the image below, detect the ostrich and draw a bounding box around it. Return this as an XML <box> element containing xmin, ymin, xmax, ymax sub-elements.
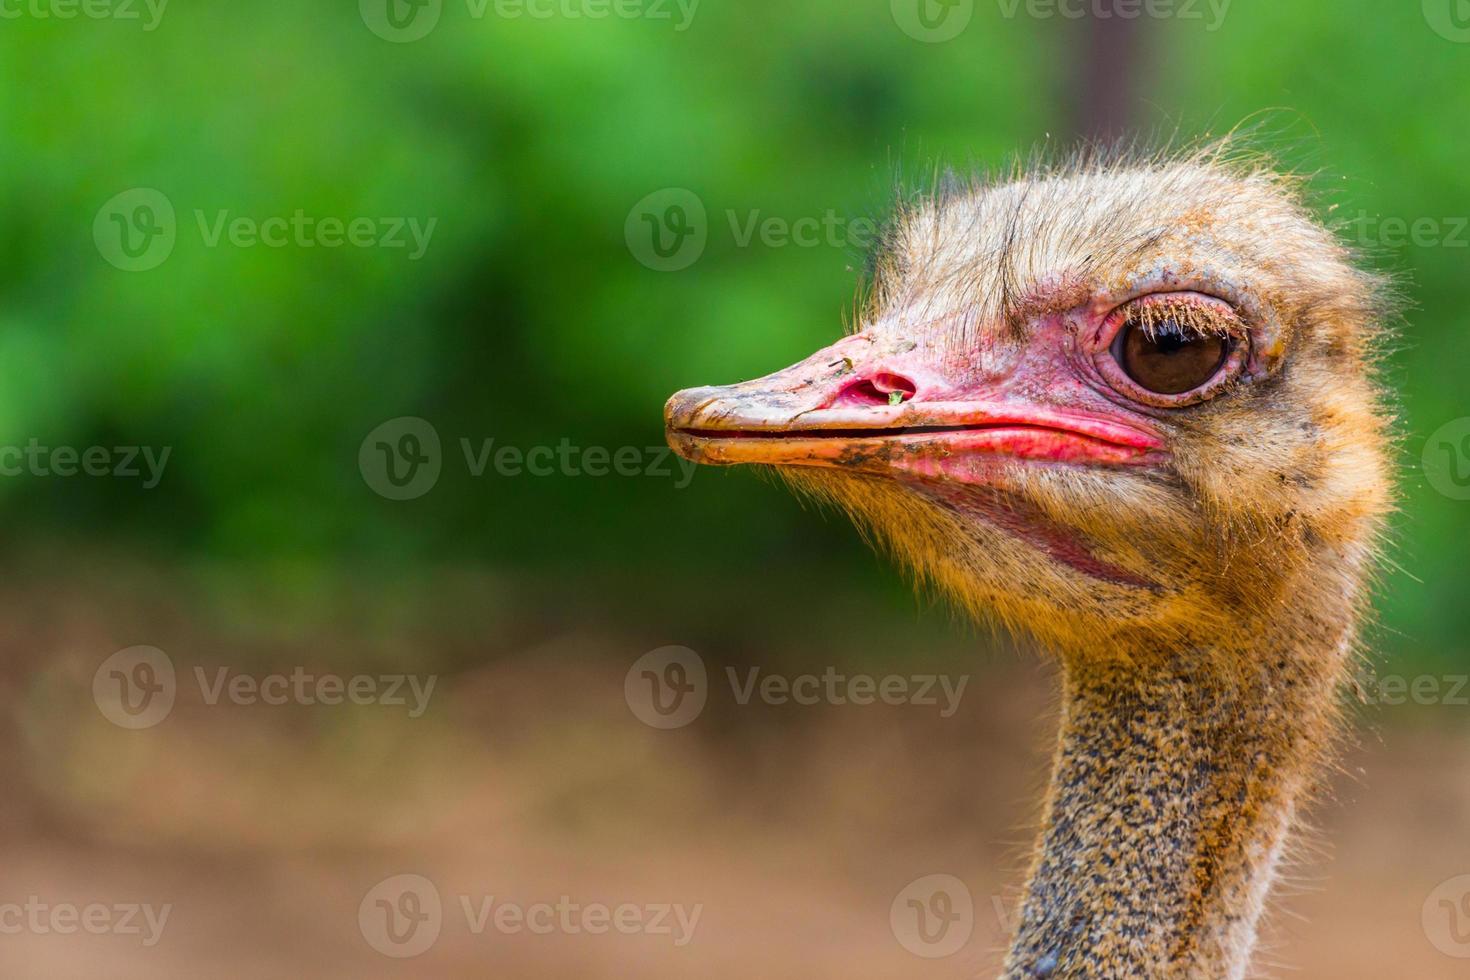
<box><xmin>663</xmin><ymin>144</ymin><xmax>1393</xmax><ymax>978</ymax></box>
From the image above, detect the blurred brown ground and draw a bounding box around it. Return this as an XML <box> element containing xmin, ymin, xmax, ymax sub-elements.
<box><xmin>1</xmin><ymin>560</ymin><xmax>1467</xmax><ymax>979</ymax></box>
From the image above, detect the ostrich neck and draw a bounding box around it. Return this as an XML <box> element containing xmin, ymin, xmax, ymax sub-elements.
<box><xmin>1001</xmin><ymin>620</ymin><xmax>1352</xmax><ymax>979</ymax></box>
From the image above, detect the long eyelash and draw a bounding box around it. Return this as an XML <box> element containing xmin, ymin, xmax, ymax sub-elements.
<box><xmin>1127</xmin><ymin>297</ymin><xmax>1237</xmax><ymax>340</ymax></box>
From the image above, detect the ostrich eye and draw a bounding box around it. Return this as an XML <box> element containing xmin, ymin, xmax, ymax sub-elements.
<box><xmin>1112</xmin><ymin>317</ymin><xmax>1230</xmax><ymax>395</ymax></box>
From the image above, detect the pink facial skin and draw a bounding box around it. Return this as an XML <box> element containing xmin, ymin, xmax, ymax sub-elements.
<box><xmin>665</xmin><ymin>314</ymin><xmax>1169</xmax><ymax>478</ymax></box>
<box><xmin>664</xmin><ymin>282</ymin><xmax>1255</xmax><ymax>587</ymax></box>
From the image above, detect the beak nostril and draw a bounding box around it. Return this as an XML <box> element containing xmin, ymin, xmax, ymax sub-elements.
<box><xmin>872</xmin><ymin>373</ymin><xmax>917</xmax><ymax>400</ymax></box>
<box><xmin>832</xmin><ymin>372</ymin><xmax>918</xmax><ymax>408</ymax></box>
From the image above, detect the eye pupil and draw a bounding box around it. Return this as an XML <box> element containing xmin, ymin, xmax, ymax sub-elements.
<box><xmin>1116</xmin><ymin>318</ymin><xmax>1229</xmax><ymax>396</ymax></box>
<box><xmin>1152</xmin><ymin>326</ymin><xmax>1189</xmax><ymax>354</ymax></box>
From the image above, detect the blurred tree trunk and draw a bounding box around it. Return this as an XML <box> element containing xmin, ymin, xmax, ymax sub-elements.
<box><xmin>1064</xmin><ymin>13</ymin><xmax>1152</xmax><ymax>143</ymax></box>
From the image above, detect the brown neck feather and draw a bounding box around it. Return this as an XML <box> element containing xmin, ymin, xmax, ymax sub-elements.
<box><xmin>1002</xmin><ymin>608</ymin><xmax>1354</xmax><ymax>979</ymax></box>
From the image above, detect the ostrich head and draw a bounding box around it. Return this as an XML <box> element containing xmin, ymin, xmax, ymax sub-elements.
<box><xmin>664</xmin><ymin>145</ymin><xmax>1395</xmax><ymax>977</ymax></box>
<box><xmin>666</xmin><ymin>149</ymin><xmax>1391</xmax><ymax>666</ymax></box>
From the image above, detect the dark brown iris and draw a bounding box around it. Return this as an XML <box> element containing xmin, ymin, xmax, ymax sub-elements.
<box><xmin>1114</xmin><ymin>319</ymin><xmax>1229</xmax><ymax>395</ymax></box>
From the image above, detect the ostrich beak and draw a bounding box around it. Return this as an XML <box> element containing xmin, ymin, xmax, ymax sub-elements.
<box><xmin>665</xmin><ymin>336</ymin><xmax>1161</xmax><ymax>483</ymax></box>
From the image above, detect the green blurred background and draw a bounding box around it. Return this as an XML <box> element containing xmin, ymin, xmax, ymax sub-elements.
<box><xmin>2</xmin><ymin>0</ymin><xmax>1466</xmax><ymax>664</ymax></box>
